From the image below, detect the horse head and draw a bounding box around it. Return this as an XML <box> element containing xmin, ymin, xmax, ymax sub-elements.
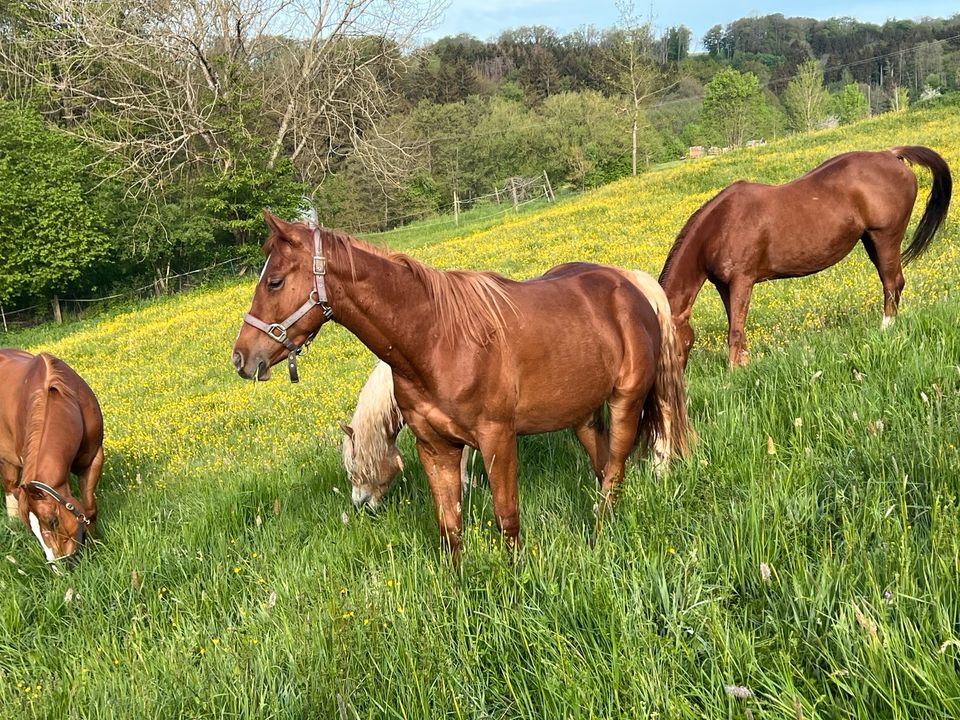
<box><xmin>232</xmin><ymin>210</ymin><xmax>334</xmax><ymax>382</ymax></box>
<box><xmin>17</xmin><ymin>481</ymin><xmax>91</xmax><ymax>563</ymax></box>
<box><xmin>340</xmin><ymin>421</ymin><xmax>404</xmax><ymax>510</ymax></box>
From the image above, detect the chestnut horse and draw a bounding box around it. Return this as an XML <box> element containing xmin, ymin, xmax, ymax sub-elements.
<box><xmin>233</xmin><ymin>212</ymin><xmax>691</xmax><ymax>559</ymax></box>
<box><xmin>341</xmin><ymin>268</ymin><xmax>682</xmax><ymax>510</ymax></box>
<box><xmin>659</xmin><ymin>146</ymin><xmax>952</xmax><ymax>367</ymax></box>
<box><xmin>0</xmin><ymin>349</ymin><xmax>103</xmax><ymax>563</ymax></box>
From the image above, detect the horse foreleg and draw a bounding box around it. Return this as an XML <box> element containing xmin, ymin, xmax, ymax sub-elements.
<box><xmin>477</xmin><ymin>430</ymin><xmax>521</xmax><ymax>553</ymax></box>
<box><xmin>77</xmin><ymin>446</ymin><xmax>104</xmax><ymax>533</ymax></box>
<box><xmin>573</xmin><ymin>410</ymin><xmax>609</xmax><ymax>488</ymax></box>
<box><xmin>414</xmin><ymin>438</ymin><xmax>465</xmax><ymax>563</ymax></box>
<box><xmin>863</xmin><ymin>232</ymin><xmax>906</xmax><ymax>329</ymax></box>
<box><xmin>2</xmin><ymin>462</ymin><xmax>19</xmax><ymax>518</ymax></box>
<box><xmin>726</xmin><ymin>280</ymin><xmax>754</xmax><ymax>368</ymax></box>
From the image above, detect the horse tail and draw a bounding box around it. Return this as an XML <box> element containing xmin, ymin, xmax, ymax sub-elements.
<box><xmin>624</xmin><ymin>271</ymin><xmax>693</xmax><ymax>469</ymax></box>
<box><xmin>892</xmin><ymin>146</ymin><xmax>953</xmax><ymax>266</ymax></box>
<box><xmin>21</xmin><ymin>354</ymin><xmax>76</xmax><ymax>484</ymax></box>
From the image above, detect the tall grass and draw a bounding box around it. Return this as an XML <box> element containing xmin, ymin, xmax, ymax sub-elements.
<box><xmin>1</xmin><ymin>105</ymin><xmax>958</xmax><ymax>719</ymax></box>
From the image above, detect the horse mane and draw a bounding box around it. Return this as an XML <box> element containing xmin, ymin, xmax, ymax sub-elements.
<box><xmin>21</xmin><ymin>353</ymin><xmax>76</xmax><ymax>484</ymax></box>
<box><xmin>658</xmin><ymin>185</ymin><xmax>735</xmax><ymax>284</ymax></box>
<box><xmin>342</xmin><ymin>361</ymin><xmax>403</xmax><ymax>480</ymax></box>
<box><xmin>328</xmin><ymin>229</ymin><xmax>520</xmax><ymax>346</ymax></box>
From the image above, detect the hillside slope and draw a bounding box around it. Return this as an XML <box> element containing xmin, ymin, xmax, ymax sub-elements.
<box><xmin>2</xmin><ymin>104</ymin><xmax>958</xmax><ymax>719</ymax></box>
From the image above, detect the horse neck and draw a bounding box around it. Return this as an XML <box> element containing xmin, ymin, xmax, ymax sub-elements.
<box><xmin>659</xmin><ymin>225</ymin><xmax>708</xmax><ymax>321</ymax></box>
<box><xmin>21</xmin><ymin>357</ymin><xmax>75</xmax><ymax>490</ymax></box>
<box><xmin>325</xmin><ymin>238</ymin><xmax>440</xmax><ymax>377</ymax></box>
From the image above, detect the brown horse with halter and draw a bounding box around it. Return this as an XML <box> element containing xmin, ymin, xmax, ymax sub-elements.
<box><xmin>0</xmin><ymin>349</ymin><xmax>103</xmax><ymax>564</ymax></box>
<box><xmin>233</xmin><ymin>212</ymin><xmax>691</xmax><ymax>560</ymax></box>
<box><xmin>659</xmin><ymin>146</ymin><xmax>952</xmax><ymax>367</ymax></box>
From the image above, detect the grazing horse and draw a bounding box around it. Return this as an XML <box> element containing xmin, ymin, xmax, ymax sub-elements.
<box><xmin>0</xmin><ymin>349</ymin><xmax>103</xmax><ymax>563</ymax></box>
<box><xmin>341</xmin><ymin>268</ymin><xmax>682</xmax><ymax>510</ymax></box>
<box><xmin>340</xmin><ymin>360</ymin><xmax>473</xmax><ymax>510</ymax></box>
<box><xmin>659</xmin><ymin>146</ymin><xmax>952</xmax><ymax>367</ymax></box>
<box><xmin>233</xmin><ymin>212</ymin><xmax>691</xmax><ymax>559</ymax></box>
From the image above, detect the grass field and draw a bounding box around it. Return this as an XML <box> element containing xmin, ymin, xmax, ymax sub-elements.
<box><xmin>2</xmin><ymin>103</ymin><xmax>959</xmax><ymax>719</ymax></box>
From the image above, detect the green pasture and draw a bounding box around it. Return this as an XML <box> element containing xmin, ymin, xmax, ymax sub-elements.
<box><xmin>1</xmin><ymin>105</ymin><xmax>959</xmax><ymax>719</ymax></box>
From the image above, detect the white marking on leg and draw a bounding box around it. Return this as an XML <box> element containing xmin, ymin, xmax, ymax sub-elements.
<box><xmin>5</xmin><ymin>493</ymin><xmax>17</xmax><ymax>518</ymax></box>
<box><xmin>881</xmin><ymin>314</ymin><xmax>894</xmax><ymax>330</ymax></box>
<box><xmin>28</xmin><ymin>512</ymin><xmax>56</xmax><ymax>564</ymax></box>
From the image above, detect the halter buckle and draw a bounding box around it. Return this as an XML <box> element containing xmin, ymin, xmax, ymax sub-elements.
<box><xmin>266</xmin><ymin>324</ymin><xmax>288</xmax><ymax>343</ymax></box>
<box><xmin>313</xmin><ymin>255</ymin><xmax>327</xmax><ymax>275</ymax></box>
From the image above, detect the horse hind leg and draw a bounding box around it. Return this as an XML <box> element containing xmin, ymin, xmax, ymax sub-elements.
<box><xmin>597</xmin><ymin>397</ymin><xmax>644</xmax><ymax>514</ymax></box>
<box><xmin>862</xmin><ymin>231</ymin><xmax>906</xmax><ymax>329</ymax></box>
<box><xmin>573</xmin><ymin>410</ymin><xmax>609</xmax><ymax>489</ymax></box>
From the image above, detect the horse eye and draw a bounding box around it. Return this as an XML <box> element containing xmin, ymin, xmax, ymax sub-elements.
<box><xmin>48</xmin><ymin>516</ymin><xmax>59</xmax><ymax>531</ymax></box>
<box><xmin>267</xmin><ymin>277</ymin><xmax>284</xmax><ymax>291</ymax></box>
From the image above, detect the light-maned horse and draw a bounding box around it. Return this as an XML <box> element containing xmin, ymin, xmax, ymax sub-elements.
<box><xmin>659</xmin><ymin>146</ymin><xmax>952</xmax><ymax>367</ymax></box>
<box><xmin>233</xmin><ymin>212</ymin><xmax>692</xmax><ymax>560</ymax></box>
<box><xmin>341</xmin><ymin>268</ymin><xmax>681</xmax><ymax>510</ymax></box>
<box><xmin>0</xmin><ymin>349</ymin><xmax>104</xmax><ymax>563</ymax></box>
<box><xmin>340</xmin><ymin>360</ymin><xmax>473</xmax><ymax>510</ymax></box>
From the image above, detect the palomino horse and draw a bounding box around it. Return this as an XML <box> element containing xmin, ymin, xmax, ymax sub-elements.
<box><xmin>659</xmin><ymin>146</ymin><xmax>952</xmax><ymax>367</ymax></box>
<box><xmin>340</xmin><ymin>360</ymin><xmax>473</xmax><ymax>510</ymax></box>
<box><xmin>0</xmin><ymin>349</ymin><xmax>104</xmax><ymax>563</ymax></box>
<box><xmin>341</xmin><ymin>268</ymin><xmax>681</xmax><ymax>510</ymax></box>
<box><xmin>233</xmin><ymin>212</ymin><xmax>691</xmax><ymax>559</ymax></box>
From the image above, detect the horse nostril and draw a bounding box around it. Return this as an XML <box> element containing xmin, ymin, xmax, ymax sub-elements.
<box><xmin>232</xmin><ymin>350</ymin><xmax>244</xmax><ymax>371</ymax></box>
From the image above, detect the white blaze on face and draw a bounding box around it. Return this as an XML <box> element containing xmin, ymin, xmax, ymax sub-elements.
<box><xmin>259</xmin><ymin>254</ymin><xmax>272</xmax><ymax>282</ymax></box>
<box><xmin>28</xmin><ymin>511</ymin><xmax>57</xmax><ymax>563</ymax></box>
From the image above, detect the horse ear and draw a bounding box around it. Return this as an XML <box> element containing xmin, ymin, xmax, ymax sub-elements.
<box><xmin>339</xmin><ymin>422</ymin><xmax>355</xmax><ymax>439</ymax></box>
<box><xmin>262</xmin><ymin>209</ymin><xmax>296</xmax><ymax>244</ymax></box>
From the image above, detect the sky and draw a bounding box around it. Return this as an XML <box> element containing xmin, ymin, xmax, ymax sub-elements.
<box><xmin>427</xmin><ymin>2</ymin><xmax>960</xmax><ymax>49</ymax></box>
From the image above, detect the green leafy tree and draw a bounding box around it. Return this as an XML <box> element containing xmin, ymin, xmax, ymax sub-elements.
<box><xmin>783</xmin><ymin>59</ymin><xmax>829</xmax><ymax>131</ymax></box>
<box><xmin>700</xmin><ymin>68</ymin><xmax>768</xmax><ymax>147</ymax></box>
<box><xmin>833</xmin><ymin>83</ymin><xmax>870</xmax><ymax>124</ymax></box>
<box><xmin>0</xmin><ymin>102</ymin><xmax>117</xmax><ymax>305</ymax></box>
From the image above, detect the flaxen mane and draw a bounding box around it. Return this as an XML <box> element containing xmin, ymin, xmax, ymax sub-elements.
<box><xmin>342</xmin><ymin>361</ymin><xmax>403</xmax><ymax>482</ymax></box>
<box><xmin>21</xmin><ymin>353</ymin><xmax>76</xmax><ymax>484</ymax></box>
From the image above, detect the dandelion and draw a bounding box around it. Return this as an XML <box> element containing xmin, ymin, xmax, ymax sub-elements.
<box><xmin>233</xmin><ymin>566</ymin><xmax>241</xmax><ymax>574</ymax></box>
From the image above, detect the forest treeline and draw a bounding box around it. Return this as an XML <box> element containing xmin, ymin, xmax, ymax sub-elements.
<box><xmin>1</xmin><ymin>4</ymin><xmax>959</xmax><ymax>313</ymax></box>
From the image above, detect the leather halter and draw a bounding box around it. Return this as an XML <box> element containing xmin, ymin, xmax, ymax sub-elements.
<box><xmin>243</xmin><ymin>223</ymin><xmax>333</xmax><ymax>382</ymax></box>
<box><xmin>22</xmin><ymin>480</ymin><xmax>90</xmax><ymax>548</ymax></box>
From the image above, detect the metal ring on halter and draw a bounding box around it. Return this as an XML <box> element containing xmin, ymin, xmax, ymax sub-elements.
<box><xmin>266</xmin><ymin>324</ymin><xmax>288</xmax><ymax>343</ymax></box>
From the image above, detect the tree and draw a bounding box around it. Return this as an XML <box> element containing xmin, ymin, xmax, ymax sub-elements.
<box><xmin>606</xmin><ymin>2</ymin><xmax>675</xmax><ymax>176</ymax></box>
<box><xmin>700</xmin><ymin>68</ymin><xmax>768</xmax><ymax>147</ymax></box>
<box><xmin>833</xmin><ymin>83</ymin><xmax>870</xmax><ymax>124</ymax></box>
<box><xmin>1</xmin><ymin>0</ymin><xmax>444</xmax><ymax>197</ymax></box>
<box><xmin>783</xmin><ymin>59</ymin><xmax>829</xmax><ymax>131</ymax></box>
<box><xmin>0</xmin><ymin>102</ymin><xmax>116</xmax><ymax>305</ymax></box>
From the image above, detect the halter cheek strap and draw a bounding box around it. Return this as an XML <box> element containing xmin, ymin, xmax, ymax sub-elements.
<box><xmin>243</xmin><ymin>224</ymin><xmax>333</xmax><ymax>382</ymax></box>
<box><xmin>22</xmin><ymin>480</ymin><xmax>90</xmax><ymax>549</ymax></box>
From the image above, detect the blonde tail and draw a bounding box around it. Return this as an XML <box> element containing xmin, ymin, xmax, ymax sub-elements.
<box><xmin>624</xmin><ymin>270</ymin><xmax>693</xmax><ymax>471</ymax></box>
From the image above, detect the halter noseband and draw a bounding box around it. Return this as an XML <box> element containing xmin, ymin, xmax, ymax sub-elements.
<box><xmin>22</xmin><ymin>480</ymin><xmax>90</xmax><ymax>548</ymax></box>
<box><xmin>243</xmin><ymin>223</ymin><xmax>334</xmax><ymax>382</ymax></box>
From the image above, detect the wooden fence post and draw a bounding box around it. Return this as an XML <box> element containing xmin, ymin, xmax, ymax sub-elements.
<box><xmin>510</xmin><ymin>179</ymin><xmax>519</xmax><ymax>212</ymax></box>
<box><xmin>1</xmin><ymin>305</ymin><xmax>6</xmax><ymax>332</ymax></box>
<box><xmin>543</xmin><ymin>170</ymin><xmax>555</xmax><ymax>201</ymax></box>
<box><xmin>51</xmin><ymin>295</ymin><xmax>62</xmax><ymax>324</ymax></box>
<box><xmin>453</xmin><ymin>191</ymin><xmax>460</xmax><ymax>226</ymax></box>
<box><xmin>493</xmin><ymin>185</ymin><xmax>501</xmax><ymax>204</ymax></box>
